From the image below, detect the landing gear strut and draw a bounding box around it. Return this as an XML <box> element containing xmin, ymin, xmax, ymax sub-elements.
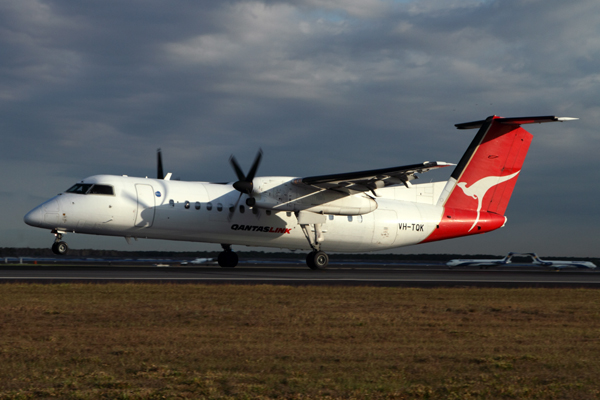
<box><xmin>51</xmin><ymin>231</ymin><xmax>68</xmax><ymax>255</ymax></box>
<box><xmin>300</xmin><ymin>222</ymin><xmax>329</xmax><ymax>270</ymax></box>
<box><xmin>218</xmin><ymin>244</ymin><xmax>238</xmax><ymax>268</ymax></box>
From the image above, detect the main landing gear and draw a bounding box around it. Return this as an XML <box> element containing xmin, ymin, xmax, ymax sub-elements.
<box><xmin>218</xmin><ymin>244</ymin><xmax>238</xmax><ymax>268</ymax></box>
<box><xmin>300</xmin><ymin>222</ymin><xmax>329</xmax><ymax>270</ymax></box>
<box><xmin>51</xmin><ymin>230</ymin><xmax>68</xmax><ymax>255</ymax></box>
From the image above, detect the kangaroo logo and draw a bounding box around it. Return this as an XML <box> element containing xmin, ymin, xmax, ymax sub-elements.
<box><xmin>457</xmin><ymin>171</ymin><xmax>520</xmax><ymax>231</ymax></box>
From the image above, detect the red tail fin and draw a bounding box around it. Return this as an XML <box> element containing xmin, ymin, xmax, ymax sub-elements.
<box><xmin>423</xmin><ymin>115</ymin><xmax>575</xmax><ymax>244</ymax></box>
<box><xmin>437</xmin><ymin>115</ymin><xmax>533</xmax><ymax>215</ymax></box>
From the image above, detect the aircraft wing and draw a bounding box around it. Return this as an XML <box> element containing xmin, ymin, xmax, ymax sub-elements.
<box><xmin>293</xmin><ymin>161</ymin><xmax>454</xmax><ymax>194</ymax></box>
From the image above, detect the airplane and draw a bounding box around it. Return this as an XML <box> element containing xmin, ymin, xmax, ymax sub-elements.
<box><xmin>447</xmin><ymin>252</ymin><xmax>596</xmax><ymax>270</ymax></box>
<box><xmin>180</xmin><ymin>257</ymin><xmax>216</xmax><ymax>265</ymax></box>
<box><xmin>24</xmin><ymin>115</ymin><xmax>577</xmax><ymax>270</ymax></box>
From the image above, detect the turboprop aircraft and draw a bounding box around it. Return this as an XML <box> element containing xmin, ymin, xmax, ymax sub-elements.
<box><xmin>24</xmin><ymin>115</ymin><xmax>577</xmax><ymax>269</ymax></box>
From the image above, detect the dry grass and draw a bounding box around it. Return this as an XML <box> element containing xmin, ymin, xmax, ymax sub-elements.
<box><xmin>0</xmin><ymin>284</ymin><xmax>599</xmax><ymax>399</ymax></box>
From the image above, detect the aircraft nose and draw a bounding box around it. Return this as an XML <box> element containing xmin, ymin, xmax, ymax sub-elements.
<box><xmin>24</xmin><ymin>206</ymin><xmax>44</xmax><ymax>227</ymax></box>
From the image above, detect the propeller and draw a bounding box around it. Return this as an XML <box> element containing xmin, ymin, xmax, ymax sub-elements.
<box><xmin>157</xmin><ymin>148</ymin><xmax>173</xmax><ymax>180</ymax></box>
<box><xmin>230</xmin><ymin>149</ymin><xmax>262</xmax><ymax>194</ymax></box>
<box><xmin>157</xmin><ymin>148</ymin><xmax>164</xmax><ymax>179</ymax></box>
<box><xmin>228</xmin><ymin>149</ymin><xmax>262</xmax><ymax>221</ymax></box>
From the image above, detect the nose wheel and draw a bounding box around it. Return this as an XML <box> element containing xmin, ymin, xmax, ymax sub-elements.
<box><xmin>52</xmin><ymin>241</ymin><xmax>68</xmax><ymax>255</ymax></box>
<box><xmin>51</xmin><ymin>231</ymin><xmax>69</xmax><ymax>255</ymax></box>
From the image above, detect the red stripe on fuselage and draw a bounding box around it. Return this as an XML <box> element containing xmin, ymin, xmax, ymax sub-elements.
<box><xmin>422</xmin><ymin>207</ymin><xmax>506</xmax><ymax>243</ymax></box>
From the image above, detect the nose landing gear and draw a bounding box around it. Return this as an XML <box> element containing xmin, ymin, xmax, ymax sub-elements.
<box><xmin>51</xmin><ymin>230</ymin><xmax>68</xmax><ymax>255</ymax></box>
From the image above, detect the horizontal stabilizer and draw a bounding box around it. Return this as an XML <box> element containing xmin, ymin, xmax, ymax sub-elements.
<box><xmin>455</xmin><ymin>116</ymin><xmax>578</xmax><ymax>130</ymax></box>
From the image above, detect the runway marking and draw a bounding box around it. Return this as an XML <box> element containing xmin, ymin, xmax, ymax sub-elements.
<box><xmin>1</xmin><ymin>277</ymin><xmax>599</xmax><ymax>284</ymax></box>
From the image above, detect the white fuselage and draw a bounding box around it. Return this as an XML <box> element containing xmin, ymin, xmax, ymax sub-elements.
<box><xmin>25</xmin><ymin>174</ymin><xmax>449</xmax><ymax>252</ymax></box>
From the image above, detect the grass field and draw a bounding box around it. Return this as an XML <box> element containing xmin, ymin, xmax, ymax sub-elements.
<box><xmin>1</xmin><ymin>284</ymin><xmax>600</xmax><ymax>399</ymax></box>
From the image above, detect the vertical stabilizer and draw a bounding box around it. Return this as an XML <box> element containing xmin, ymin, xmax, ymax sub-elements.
<box><xmin>424</xmin><ymin>115</ymin><xmax>575</xmax><ymax>243</ymax></box>
<box><xmin>436</xmin><ymin>115</ymin><xmax>533</xmax><ymax>216</ymax></box>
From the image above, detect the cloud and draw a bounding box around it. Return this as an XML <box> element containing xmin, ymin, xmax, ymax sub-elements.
<box><xmin>2</xmin><ymin>0</ymin><xmax>599</xmax><ymax>256</ymax></box>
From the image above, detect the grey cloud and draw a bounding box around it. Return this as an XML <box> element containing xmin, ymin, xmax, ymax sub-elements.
<box><xmin>2</xmin><ymin>0</ymin><xmax>598</xmax><ymax>255</ymax></box>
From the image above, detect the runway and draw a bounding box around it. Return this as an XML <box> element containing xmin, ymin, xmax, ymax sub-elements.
<box><xmin>1</xmin><ymin>261</ymin><xmax>599</xmax><ymax>287</ymax></box>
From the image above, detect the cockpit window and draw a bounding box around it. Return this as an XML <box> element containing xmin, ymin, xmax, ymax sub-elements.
<box><xmin>65</xmin><ymin>183</ymin><xmax>114</xmax><ymax>195</ymax></box>
<box><xmin>89</xmin><ymin>185</ymin><xmax>114</xmax><ymax>195</ymax></box>
<box><xmin>66</xmin><ymin>183</ymin><xmax>93</xmax><ymax>194</ymax></box>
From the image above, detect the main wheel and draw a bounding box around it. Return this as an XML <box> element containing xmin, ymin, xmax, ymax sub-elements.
<box><xmin>52</xmin><ymin>241</ymin><xmax>68</xmax><ymax>255</ymax></box>
<box><xmin>306</xmin><ymin>251</ymin><xmax>328</xmax><ymax>270</ymax></box>
<box><xmin>218</xmin><ymin>251</ymin><xmax>238</xmax><ymax>268</ymax></box>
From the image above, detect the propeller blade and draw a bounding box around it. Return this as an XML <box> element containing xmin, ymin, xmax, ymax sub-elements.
<box><xmin>229</xmin><ymin>155</ymin><xmax>246</xmax><ymax>182</ymax></box>
<box><xmin>246</xmin><ymin>149</ymin><xmax>263</xmax><ymax>181</ymax></box>
<box><xmin>157</xmin><ymin>148</ymin><xmax>164</xmax><ymax>179</ymax></box>
<box><xmin>252</xmin><ymin>205</ymin><xmax>261</xmax><ymax>220</ymax></box>
<box><xmin>228</xmin><ymin>192</ymin><xmax>243</xmax><ymax>222</ymax></box>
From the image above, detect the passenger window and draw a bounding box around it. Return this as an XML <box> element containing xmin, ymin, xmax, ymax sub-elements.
<box><xmin>347</xmin><ymin>216</ymin><xmax>353</xmax><ymax>222</ymax></box>
<box><xmin>328</xmin><ymin>215</ymin><xmax>334</xmax><ymax>220</ymax></box>
<box><xmin>207</xmin><ymin>202</ymin><xmax>213</xmax><ymax>211</ymax></box>
<box><xmin>184</xmin><ymin>201</ymin><xmax>190</xmax><ymax>209</ymax></box>
<box><xmin>195</xmin><ymin>202</ymin><xmax>201</xmax><ymax>210</ymax></box>
<box><xmin>169</xmin><ymin>199</ymin><xmax>175</xmax><ymax>207</ymax></box>
<box><xmin>217</xmin><ymin>203</ymin><xmax>223</xmax><ymax>212</ymax></box>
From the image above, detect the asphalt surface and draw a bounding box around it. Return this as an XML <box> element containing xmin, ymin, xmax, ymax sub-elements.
<box><xmin>1</xmin><ymin>262</ymin><xmax>599</xmax><ymax>287</ymax></box>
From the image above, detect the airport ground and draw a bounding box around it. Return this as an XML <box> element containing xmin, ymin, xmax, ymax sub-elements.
<box><xmin>2</xmin><ymin>251</ymin><xmax>600</xmax><ymax>399</ymax></box>
<box><xmin>1</xmin><ymin>284</ymin><xmax>600</xmax><ymax>399</ymax></box>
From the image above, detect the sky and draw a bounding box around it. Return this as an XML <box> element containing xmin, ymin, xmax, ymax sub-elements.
<box><xmin>2</xmin><ymin>0</ymin><xmax>599</xmax><ymax>257</ymax></box>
